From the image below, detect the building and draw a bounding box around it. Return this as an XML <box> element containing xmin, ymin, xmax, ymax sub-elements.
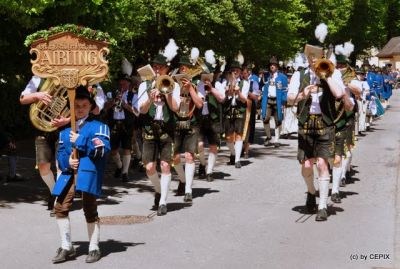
<box><xmin>376</xmin><ymin>36</ymin><xmax>400</xmax><ymax>69</ymax></box>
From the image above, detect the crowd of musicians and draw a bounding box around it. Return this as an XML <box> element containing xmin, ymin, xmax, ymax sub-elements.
<box><xmin>19</xmin><ymin>38</ymin><xmax>399</xmax><ymax>263</ymax></box>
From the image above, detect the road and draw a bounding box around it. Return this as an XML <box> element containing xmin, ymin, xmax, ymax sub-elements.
<box><xmin>1</xmin><ymin>92</ymin><xmax>400</xmax><ymax>269</ymax></box>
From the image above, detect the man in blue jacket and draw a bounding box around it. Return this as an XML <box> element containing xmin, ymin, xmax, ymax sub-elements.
<box><xmin>261</xmin><ymin>56</ymin><xmax>288</xmax><ymax>147</ymax></box>
<box><xmin>52</xmin><ymin>86</ymin><xmax>110</xmax><ymax>264</ymax></box>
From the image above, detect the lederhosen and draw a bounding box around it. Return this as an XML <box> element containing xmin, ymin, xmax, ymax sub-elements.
<box><xmin>108</xmin><ymin>90</ymin><xmax>136</xmax><ymax>150</ymax></box>
<box><xmin>224</xmin><ymin>80</ymin><xmax>246</xmax><ymax>135</ymax></box>
<box><xmin>297</xmin><ymin>72</ymin><xmax>337</xmax><ymax>162</ymax></box>
<box><xmin>198</xmin><ymin>85</ymin><xmax>223</xmax><ymax>146</ymax></box>
<box><xmin>142</xmin><ymin>89</ymin><xmax>175</xmax><ymax>164</ymax></box>
<box><xmin>174</xmin><ymin>84</ymin><xmax>199</xmax><ymax>154</ymax></box>
<box><xmin>334</xmin><ymin>95</ymin><xmax>357</xmax><ymax>156</ymax></box>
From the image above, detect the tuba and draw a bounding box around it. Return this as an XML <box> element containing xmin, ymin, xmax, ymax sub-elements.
<box><xmin>29</xmin><ymin>78</ymin><xmax>70</xmax><ymax>132</ymax></box>
<box><xmin>341</xmin><ymin>65</ymin><xmax>357</xmax><ymax>86</ymax></box>
<box><xmin>314</xmin><ymin>59</ymin><xmax>335</xmax><ymax>79</ymax></box>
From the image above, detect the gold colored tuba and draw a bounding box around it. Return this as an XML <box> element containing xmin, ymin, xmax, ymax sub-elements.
<box><xmin>185</xmin><ymin>57</ymin><xmax>210</xmax><ymax>79</ymax></box>
<box><xmin>155</xmin><ymin>74</ymin><xmax>175</xmax><ymax>95</ymax></box>
<box><xmin>341</xmin><ymin>65</ymin><xmax>357</xmax><ymax>86</ymax></box>
<box><xmin>29</xmin><ymin>79</ymin><xmax>70</xmax><ymax>132</ymax></box>
<box><xmin>314</xmin><ymin>59</ymin><xmax>335</xmax><ymax>79</ymax></box>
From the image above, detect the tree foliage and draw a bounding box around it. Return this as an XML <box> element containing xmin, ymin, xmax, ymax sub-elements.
<box><xmin>0</xmin><ymin>0</ymin><xmax>399</xmax><ymax>137</ymax></box>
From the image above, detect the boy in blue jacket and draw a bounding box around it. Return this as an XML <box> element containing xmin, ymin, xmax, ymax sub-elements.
<box><xmin>52</xmin><ymin>86</ymin><xmax>110</xmax><ymax>264</ymax></box>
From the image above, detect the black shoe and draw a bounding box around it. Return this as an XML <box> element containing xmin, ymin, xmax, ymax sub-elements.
<box><xmin>264</xmin><ymin>139</ymin><xmax>272</xmax><ymax>147</ymax></box>
<box><xmin>206</xmin><ymin>173</ymin><xmax>214</xmax><ymax>182</ymax></box>
<box><xmin>235</xmin><ymin>161</ymin><xmax>241</xmax><ymax>168</ymax></box>
<box><xmin>306</xmin><ymin>192</ymin><xmax>317</xmax><ymax>213</ymax></box>
<box><xmin>228</xmin><ymin>155</ymin><xmax>235</xmax><ymax>165</ymax></box>
<box><xmin>85</xmin><ymin>249</ymin><xmax>101</xmax><ymax>263</ymax></box>
<box><xmin>331</xmin><ymin>193</ymin><xmax>341</xmax><ymax>203</ymax></box>
<box><xmin>274</xmin><ymin>142</ymin><xmax>280</xmax><ymax>148</ymax></box>
<box><xmin>121</xmin><ymin>173</ymin><xmax>128</xmax><ymax>182</ymax></box>
<box><xmin>243</xmin><ymin>152</ymin><xmax>249</xmax><ymax>159</ymax></box>
<box><xmin>52</xmin><ymin>247</ymin><xmax>76</xmax><ymax>264</ymax></box>
<box><xmin>153</xmin><ymin>192</ymin><xmax>161</xmax><ymax>208</ymax></box>
<box><xmin>315</xmin><ymin>208</ymin><xmax>328</xmax><ymax>221</ymax></box>
<box><xmin>6</xmin><ymin>174</ymin><xmax>24</xmax><ymax>182</ymax></box>
<box><xmin>340</xmin><ymin>178</ymin><xmax>346</xmax><ymax>187</ymax></box>
<box><xmin>157</xmin><ymin>204</ymin><xmax>167</xmax><ymax>216</ymax></box>
<box><xmin>176</xmin><ymin>182</ymin><xmax>186</xmax><ymax>196</ymax></box>
<box><xmin>198</xmin><ymin>164</ymin><xmax>206</xmax><ymax>179</ymax></box>
<box><xmin>114</xmin><ymin>167</ymin><xmax>122</xmax><ymax>178</ymax></box>
<box><xmin>184</xmin><ymin>193</ymin><xmax>192</xmax><ymax>203</ymax></box>
<box><xmin>50</xmin><ymin>209</ymin><xmax>56</xmax><ymax>217</ymax></box>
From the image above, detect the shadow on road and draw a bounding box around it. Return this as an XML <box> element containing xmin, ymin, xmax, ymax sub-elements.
<box><xmin>74</xmin><ymin>239</ymin><xmax>145</xmax><ymax>258</ymax></box>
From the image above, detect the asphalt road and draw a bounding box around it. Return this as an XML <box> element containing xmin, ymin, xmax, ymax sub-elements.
<box><xmin>1</xmin><ymin>91</ymin><xmax>400</xmax><ymax>269</ymax></box>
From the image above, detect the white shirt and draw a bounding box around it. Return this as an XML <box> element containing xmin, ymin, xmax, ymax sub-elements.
<box><xmin>138</xmin><ymin>80</ymin><xmax>181</xmax><ymax>120</ymax></box>
<box><xmin>268</xmin><ymin>72</ymin><xmax>278</xmax><ymax>97</ymax></box>
<box><xmin>227</xmin><ymin>78</ymin><xmax>249</xmax><ymax>106</ymax></box>
<box><xmin>197</xmin><ymin>80</ymin><xmax>225</xmax><ymax>115</ymax></box>
<box><xmin>21</xmin><ymin>76</ymin><xmax>105</xmax><ymax>112</ymax></box>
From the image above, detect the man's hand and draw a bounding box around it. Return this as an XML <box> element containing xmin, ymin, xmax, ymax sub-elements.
<box><xmin>34</xmin><ymin>92</ymin><xmax>52</xmax><ymax>105</ymax></box>
<box><xmin>69</xmin><ymin>154</ymin><xmax>79</xmax><ymax>170</ymax></box>
<box><xmin>51</xmin><ymin>116</ymin><xmax>70</xmax><ymax>128</ymax></box>
<box><xmin>69</xmin><ymin>130</ymin><xmax>80</xmax><ymax>144</ymax></box>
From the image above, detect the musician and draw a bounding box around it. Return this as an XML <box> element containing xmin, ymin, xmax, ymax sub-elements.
<box><xmin>20</xmin><ymin>76</ymin><xmax>71</xmax><ymax>215</ymax></box>
<box><xmin>104</xmin><ymin>73</ymin><xmax>138</xmax><ymax>182</ymax></box>
<box><xmin>51</xmin><ymin>86</ymin><xmax>110</xmax><ymax>263</ymax></box>
<box><xmin>197</xmin><ymin>60</ymin><xmax>226</xmax><ymax>181</ymax></box>
<box><xmin>224</xmin><ymin>60</ymin><xmax>250</xmax><ymax>168</ymax></box>
<box><xmin>287</xmin><ymin>49</ymin><xmax>345</xmax><ymax>221</ymax></box>
<box><xmin>242</xmin><ymin>65</ymin><xmax>260</xmax><ymax>159</ymax></box>
<box><xmin>355</xmin><ymin>67</ymin><xmax>370</xmax><ymax>134</ymax></box>
<box><xmin>331</xmin><ymin>53</ymin><xmax>360</xmax><ymax>204</ymax></box>
<box><xmin>261</xmin><ymin>56</ymin><xmax>288</xmax><ymax>148</ymax></box>
<box><xmin>173</xmin><ymin>54</ymin><xmax>204</xmax><ymax>202</ymax></box>
<box><xmin>138</xmin><ymin>52</ymin><xmax>180</xmax><ymax>216</ymax></box>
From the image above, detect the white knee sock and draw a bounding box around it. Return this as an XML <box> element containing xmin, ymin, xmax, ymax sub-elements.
<box><xmin>147</xmin><ymin>173</ymin><xmax>161</xmax><ymax>193</ymax></box>
<box><xmin>174</xmin><ymin>163</ymin><xmax>186</xmax><ymax>183</ymax></box>
<box><xmin>159</xmin><ymin>173</ymin><xmax>171</xmax><ymax>205</ymax></box>
<box><xmin>207</xmin><ymin>153</ymin><xmax>216</xmax><ymax>174</ymax></box>
<box><xmin>198</xmin><ymin>150</ymin><xmax>206</xmax><ymax>166</ymax></box>
<box><xmin>112</xmin><ymin>153</ymin><xmax>122</xmax><ymax>169</ymax></box>
<box><xmin>318</xmin><ymin>176</ymin><xmax>330</xmax><ymax>210</ymax></box>
<box><xmin>342</xmin><ymin>155</ymin><xmax>349</xmax><ymax>179</ymax></box>
<box><xmin>332</xmin><ymin>166</ymin><xmax>342</xmax><ymax>194</ymax></box>
<box><xmin>227</xmin><ymin>142</ymin><xmax>235</xmax><ymax>155</ymax></box>
<box><xmin>41</xmin><ymin>173</ymin><xmax>55</xmax><ymax>192</ymax></box>
<box><xmin>57</xmin><ymin>217</ymin><xmax>72</xmax><ymax>250</ymax></box>
<box><xmin>87</xmin><ymin>222</ymin><xmax>100</xmax><ymax>251</ymax></box>
<box><xmin>274</xmin><ymin>127</ymin><xmax>280</xmax><ymax>143</ymax></box>
<box><xmin>302</xmin><ymin>172</ymin><xmax>316</xmax><ymax>194</ymax></box>
<box><xmin>185</xmin><ymin>163</ymin><xmax>195</xmax><ymax>194</ymax></box>
<box><xmin>346</xmin><ymin>151</ymin><xmax>352</xmax><ymax>172</ymax></box>
<box><xmin>122</xmin><ymin>154</ymin><xmax>131</xmax><ymax>174</ymax></box>
<box><xmin>234</xmin><ymin>141</ymin><xmax>243</xmax><ymax>163</ymax></box>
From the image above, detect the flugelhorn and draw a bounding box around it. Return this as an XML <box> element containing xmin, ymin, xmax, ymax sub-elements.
<box><xmin>155</xmin><ymin>74</ymin><xmax>175</xmax><ymax>95</ymax></box>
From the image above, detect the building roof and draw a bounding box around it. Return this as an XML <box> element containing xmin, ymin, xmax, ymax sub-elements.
<box><xmin>376</xmin><ymin>36</ymin><xmax>400</xmax><ymax>58</ymax></box>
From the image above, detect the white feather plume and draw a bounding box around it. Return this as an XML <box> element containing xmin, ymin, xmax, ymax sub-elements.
<box><xmin>236</xmin><ymin>51</ymin><xmax>244</xmax><ymax>65</ymax></box>
<box><xmin>163</xmin><ymin>38</ymin><xmax>179</xmax><ymax>62</ymax></box>
<box><xmin>190</xmin><ymin>47</ymin><xmax>199</xmax><ymax>63</ymax></box>
<box><xmin>121</xmin><ymin>58</ymin><xmax>133</xmax><ymax>76</ymax></box>
<box><xmin>293</xmin><ymin>53</ymin><xmax>308</xmax><ymax>70</ymax></box>
<box><xmin>343</xmin><ymin>41</ymin><xmax>354</xmax><ymax>57</ymax></box>
<box><xmin>219</xmin><ymin>56</ymin><xmax>226</xmax><ymax>72</ymax></box>
<box><xmin>329</xmin><ymin>52</ymin><xmax>337</xmax><ymax>66</ymax></box>
<box><xmin>205</xmin><ymin>50</ymin><xmax>216</xmax><ymax>66</ymax></box>
<box><xmin>335</xmin><ymin>44</ymin><xmax>345</xmax><ymax>56</ymax></box>
<box><xmin>315</xmin><ymin>23</ymin><xmax>328</xmax><ymax>43</ymax></box>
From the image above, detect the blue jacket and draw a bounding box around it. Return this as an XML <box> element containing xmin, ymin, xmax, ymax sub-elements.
<box><xmin>382</xmin><ymin>74</ymin><xmax>394</xmax><ymax>100</ymax></box>
<box><xmin>52</xmin><ymin>119</ymin><xmax>110</xmax><ymax>197</ymax></box>
<box><xmin>374</xmin><ymin>73</ymin><xmax>384</xmax><ymax>96</ymax></box>
<box><xmin>261</xmin><ymin>71</ymin><xmax>288</xmax><ymax>122</ymax></box>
